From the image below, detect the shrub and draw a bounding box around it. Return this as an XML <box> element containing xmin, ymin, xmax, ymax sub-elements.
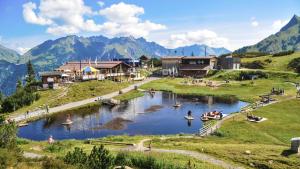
<box><xmin>44</xmin><ymin>142</ymin><xmax>67</xmax><ymax>153</ymax></box>
<box><xmin>242</xmin><ymin>60</ymin><xmax>265</xmax><ymax>69</ymax></box>
<box><xmin>288</xmin><ymin>57</ymin><xmax>300</xmax><ymax>73</ymax></box>
<box><xmin>86</xmin><ymin>145</ymin><xmax>114</xmax><ymax>169</ymax></box>
<box><xmin>115</xmin><ymin>152</ymin><xmax>131</xmax><ymax>167</ymax></box>
<box><xmin>0</xmin><ymin>123</ymin><xmax>18</xmax><ymax>149</ymax></box>
<box><xmin>232</xmin><ymin>52</ymin><xmax>269</xmax><ymax>58</ymax></box>
<box><xmin>42</xmin><ymin>157</ymin><xmax>73</xmax><ymax>169</ymax></box>
<box><xmin>64</xmin><ymin>147</ymin><xmax>87</xmax><ymax>166</ymax></box>
<box><xmin>272</xmin><ymin>50</ymin><xmax>294</xmax><ymax>57</ymax></box>
<box><xmin>264</xmin><ymin>58</ymin><xmax>272</xmax><ymax>63</ymax></box>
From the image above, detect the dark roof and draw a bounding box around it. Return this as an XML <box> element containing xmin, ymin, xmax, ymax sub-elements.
<box><xmin>182</xmin><ymin>56</ymin><xmax>217</xmax><ymax>60</ymax></box>
<box><xmin>39</xmin><ymin>71</ymin><xmax>63</xmax><ymax>77</ymax></box>
<box><xmin>140</xmin><ymin>55</ymin><xmax>150</xmax><ymax>60</ymax></box>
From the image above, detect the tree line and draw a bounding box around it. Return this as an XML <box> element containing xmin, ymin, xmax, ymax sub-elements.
<box><xmin>0</xmin><ymin>60</ymin><xmax>40</xmax><ymax>113</ymax></box>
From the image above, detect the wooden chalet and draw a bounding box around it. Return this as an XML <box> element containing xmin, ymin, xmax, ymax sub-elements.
<box><xmin>55</xmin><ymin>61</ymin><xmax>133</xmax><ymax>81</ymax></box>
<box><xmin>161</xmin><ymin>56</ymin><xmax>218</xmax><ymax>77</ymax></box>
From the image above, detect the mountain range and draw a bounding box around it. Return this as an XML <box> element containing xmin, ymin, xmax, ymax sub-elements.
<box><xmin>0</xmin><ymin>36</ymin><xmax>230</xmax><ymax>95</ymax></box>
<box><xmin>3</xmin><ymin>14</ymin><xmax>299</xmax><ymax>95</ymax></box>
<box><xmin>235</xmin><ymin>15</ymin><xmax>300</xmax><ymax>53</ymax></box>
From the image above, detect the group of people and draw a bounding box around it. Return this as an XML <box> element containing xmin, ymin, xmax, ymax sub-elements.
<box><xmin>271</xmin><ymin>87</ymin><xmax>285</xmax><ymax>95</ymax></box>
<box><xmin>201</xmin><ymin>110</ymin><xmax>223</xmax><ymax>121</ymax></box>
<box><xmin>247</xmin><ymin>113</ymin><xmax>263</xmax><ymax>122</ymax></box>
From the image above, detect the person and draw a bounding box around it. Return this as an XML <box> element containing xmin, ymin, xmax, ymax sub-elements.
<box><xmin>26</xmin><ymin>110</ymin><xmax>29</xmax><ymax>118</ymax></box>
<box><xmin>48</xmin><ymin>135</ymin><xmax>54</xmax><ymax>144</ymax></box>
<box><xmin>187</xmin><ymin>110</ymin><xmax>192</xmax><ymax>117</ymax></box>
<box><xmin>148</xmin><ymin>141</ymin><xmax>152</xmax><ymax>151</ymax></box>
<box><xmin>220</xmin><ymin>112</ymin><xmax>223</xmax><ymax>120</ymax></box>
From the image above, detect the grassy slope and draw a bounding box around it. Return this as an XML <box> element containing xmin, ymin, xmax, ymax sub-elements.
<box><xmin>140</xmin><ymin>77</ymin><xmax>297</xmax><ymax>103</ymax></box>
<box><xmin>241</xmin><ymin>52</ymin><xmax>300</xmax><ymax>72</ymax></box>
<box><xmin>113</xmin><ymin>90</ymin><xmax>144</xmax><ymax>101</ymax></box>
<box><xmin>149</xmin><ymin>99</ymin><xmax>300</xmax><ymax>169</ymax></box>
<box><xmin>9</xmin><ymin>80</ymin><xmax>132</xmax><ymax>117</ymax></box>
<box><xmin>18</xmin><ymin>138</ymin><xmax>222</xmax><ymax>169</ymax></box>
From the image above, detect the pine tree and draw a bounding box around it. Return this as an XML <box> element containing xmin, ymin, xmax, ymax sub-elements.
<box><xmin>26</xmin><ymin>60</ymin><xmax>36</xmax><ymax>85</ymax></box>
<box><xmin>16</xmin><ymin>80</ymin><xmax>23</xmax><ymax>92</ymax></box>
<box><xmin>86</xmin><ymin>145</ymin><xmax>114</xmax><ymax>169</ymax></box>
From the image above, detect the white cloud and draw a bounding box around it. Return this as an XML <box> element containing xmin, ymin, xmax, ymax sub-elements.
<box><xmin>250</xmin><ymin>17</ymin><xmax>259</xmax><ymax>27</ymax></box>
<box><xmin>272</xmin><ymin>19</ymin><xmax>288</xmax><ymax>31</ymax></box>
<box><xmin>161</xmin><ymin>29</ymin><xmax>229</xmax><ymax>49</ymax></box>
<box><xmin>22</xmin><ymin>1</ymin><xmax>166</xmax><ymax>37</ymax></box>
<box><xmin>17</xmin><ymin>47</ymin><xmax>31</xmax><ymax>55</ymax></box>
<box><xmin>97</xmin><ymin>1</ymin><xmax>105</xmax><ymax>7</ymax></box>
<box><xmin>98</xmin><ymin>2</ymin><xmax>166</xmax><ymax>37</ymax></box>
<box><xmin>23</xmin><ymin>2</ymin><xmax>53</xmax><ymax>25</ymax></box>
<box><xmin>251</xmin><ymin>21</ymin><xmax>259</xmax><ymax>27</ymax></box>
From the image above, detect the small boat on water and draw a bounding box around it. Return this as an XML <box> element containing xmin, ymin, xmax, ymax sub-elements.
<box><xmin>184</xmin><ymin>116</ymin><xmax>194</xmax><ymax>120</ymax></box>
<box><xmin>200</xmin><ymin>116</ymin><xmax>209</xmax><ymax>122</ymax></box>
<box><xmin>184</xmin><ymin>110</ymin><xmax>194</xmax><ymax>120</ymax></box>
<box><xmin>173</xmin><ymin>102</ymin><xmax>182</xmax><ymax>107</ymax></box>
<box><xmin>62</xmin><ymin>121</ymin><xmax>73</xmax><ymax>125</ymax></box>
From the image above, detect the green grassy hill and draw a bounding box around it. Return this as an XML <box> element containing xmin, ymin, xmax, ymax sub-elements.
<box><xmin>241</xmin><ymin>51</ymin><xmax>300</xmax><ymax>72</ymax></box>
<box><xmin>236</xmin><ymin>15</ymin><xmax>300</xmax><ymax>53</ymax></box>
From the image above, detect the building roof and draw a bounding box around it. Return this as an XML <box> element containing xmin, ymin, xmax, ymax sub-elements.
<box><xmin>55</xmin><ymin>61</ymin><xmax>131</xmax><ymax>71</ymax></box>
<box><xmin>182</xmin><ymin>56</ymin><xmax>217</xmax><ymax>60</ymax></box>
<box><xmin>140</xmin><ymin>55</ymin><xmax>150</xmax><ymax>60</ymax></box>
<box><xmin>39</xmin><ymin>71</ymin><xmax>63</xmax><ymax>77</ymax></box>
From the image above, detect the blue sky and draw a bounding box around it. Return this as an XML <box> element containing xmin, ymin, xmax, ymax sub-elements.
<box><xmin>0</xmin><ymin>0</ymin><xmax>299</xmax><ymax>54</ymax></box>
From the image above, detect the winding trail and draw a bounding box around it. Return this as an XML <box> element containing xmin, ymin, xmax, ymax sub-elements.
<box><xmin>10</xmin><ymin>77</ymin><xmax>159</xmax><ymax>122</ymax></box>
<box><xmin>122</xmin><ymin>139</ymin><xmax>244</xmax><ymax>169</ymax></box>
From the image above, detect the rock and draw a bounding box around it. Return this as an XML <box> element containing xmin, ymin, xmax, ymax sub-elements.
<box><xmin>245</xmin><ymin>150</ymin><xmax>251</xmax><ymax>154</ymax></box>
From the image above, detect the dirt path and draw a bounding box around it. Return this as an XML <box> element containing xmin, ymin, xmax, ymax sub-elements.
<box><xmin>122</xmin><ymin>139</ymin><xmax>244</xmax><ymax>169</ymax></box>
<box><xmin>23</xmin><ymin>152</ymin><xmax>44</xmax><ymax>159</ymax></box>
<box><xmin>10</xmin><ymin>77</ymin><xmax>159</xmax><ymax>122</ymax></box>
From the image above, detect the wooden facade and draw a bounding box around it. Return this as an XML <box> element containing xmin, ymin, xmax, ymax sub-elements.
<box><xmin>55</xmin><ymin>61</ymin><xmax>133</xmax><ymax>81</ymax></box>
<box><xmin>161</xmin><ymin>56</ymin><xmax>218</xmax><ymax>77</ymax></box>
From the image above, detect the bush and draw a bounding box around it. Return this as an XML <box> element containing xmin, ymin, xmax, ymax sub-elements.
<box><xmin>216</xmin><ymin>70</ymin><xmax>268</xmax><ymax>81</ymax></box>
<box><xmin>242</xmin><ymin>60</ymin><xmax>265</xmax><ymax>69</ymax></box>
<box><xmin>64</xmin><ymin>147</ymin><xmax>87</xmax><ymax>166</ymax></box>
<box><xmin>232</xmin><ymin>52</ymin><xmax>269</xmax><ymax>58</ymax></box>
<box><xmin>45</xmin><ymin>142</ymin><xmax>69</xmax><ymax>153</ymax></box>
<box><xmin>64</xmin><ymin>145</ymin><xmax>114</xmax><ymax>169</ymax></box>
<box><xmin>288</xmin><ymin>57</ymin><xmax>300</xmax><ymax>73</ymax></box>
<box><xmin>86</xmin><ymin>145</ymin><xmax>114</xmax><ymax>169</ymax></box>
<box><xmin>42</xmin><ymin>157</ymin><xmax>73</xmax><ymax>169</ymax></box>
<box><xmin>264</xmin><ymin>58</ymin><xmax>272</xmax><ymax>63</ymax></box>
<box><xmin>0</xmin><ymin>123</ymin><xmax>18</xmax><ymax>149</ymax></box>
<box><xmin>272</xmin><ymin>50</ymin><xmax>294</xmax><ymax>57</ymax></box>
<box><xmin>0</xmin><ymin>148</ymin><xmax>23</xmax><ymax>169</ymax></box>
<box><xmin>115</xmin><ymin>152</ymin><xmax>131</xmax><ymax>167</ymax></box>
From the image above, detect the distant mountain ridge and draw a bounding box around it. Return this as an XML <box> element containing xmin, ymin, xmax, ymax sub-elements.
<box><xmin>235</xmin><ymin>15</ymin><xmax>300</xmax><ymax>53</ymax></box>
<box><xmin>0</xmin><ymin>44</ymin><xmax>20</xmax><ymax>63</ymax></box>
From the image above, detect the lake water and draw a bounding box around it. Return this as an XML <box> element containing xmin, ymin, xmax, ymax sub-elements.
<box><xmin>18</xmin><ymin>92</ymin><xmax>247</xmax><ymax>140</ymax></box>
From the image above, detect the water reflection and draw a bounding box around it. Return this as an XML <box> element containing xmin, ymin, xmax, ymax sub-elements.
<box><xmin>18</xmin><ymin>92</ymin><xmax>247</xmax><ymax>140</ymax></box>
